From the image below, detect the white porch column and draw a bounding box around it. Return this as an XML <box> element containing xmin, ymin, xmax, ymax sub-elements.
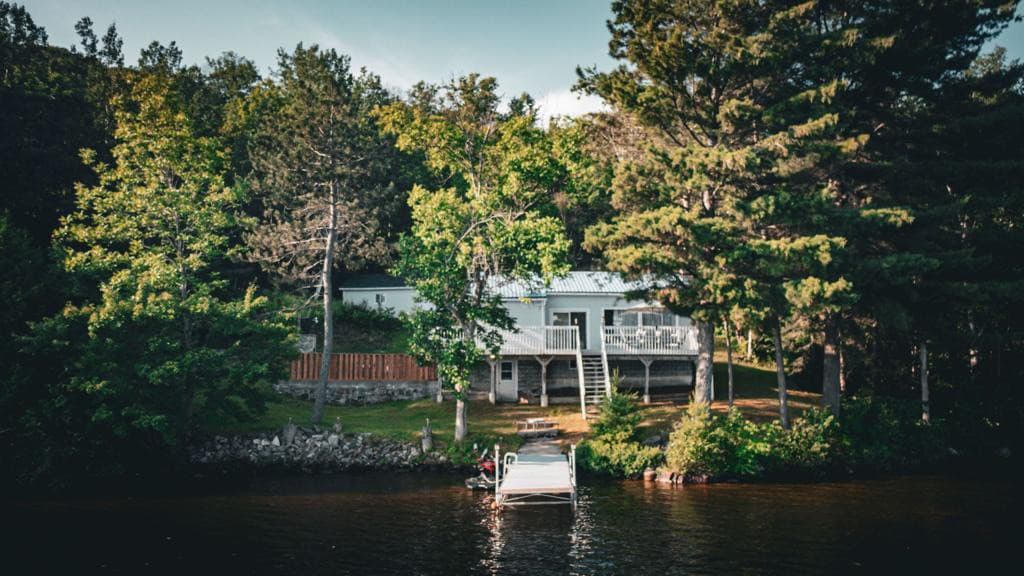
<box><xmin>488</xmin><ymin>357</ymin><xmax>497</xmax><ymax>404</ymax></box>
<box><xmin>535</xmin><ymin>355</ymin><xmax>553</xmax><ymax>407</ymax></box>
<box><xmin>640</xmin><ymin>357</ymin><xmax>653</xmax><ymax>404</ymax></box>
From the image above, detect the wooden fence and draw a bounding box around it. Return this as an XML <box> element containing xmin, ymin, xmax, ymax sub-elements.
<box><xmin>290</xmin><ymin>353</ymin><xmax>436</xmax><ymax>382</ymax></box>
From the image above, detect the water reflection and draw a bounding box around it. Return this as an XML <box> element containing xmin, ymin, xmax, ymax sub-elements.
<box><xmin>3</xmin><ymin>473</ymin><xmax>1020</xmax><ymax>575</ymax></box>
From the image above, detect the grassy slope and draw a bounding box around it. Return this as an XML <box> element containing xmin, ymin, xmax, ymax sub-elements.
<box><xmin>635</xmin><ymin>351</ymin><xmax>822</xmax><ymax>439</ymax></box>
<box><xmin>219</xmin><ymin>396</ymin><xmax>590</xmax><ymax>451</ymax></box>
<box><xmin>222</xmin><ymin>345</ymin><xmax>819</xmax><ymax>449</ymax></box>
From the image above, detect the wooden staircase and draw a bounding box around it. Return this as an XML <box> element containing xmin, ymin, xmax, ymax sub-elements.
<box><xmin>581</xmin><ymin>355</ymin><xmax>607</xmax><ymax>416</ymax></box>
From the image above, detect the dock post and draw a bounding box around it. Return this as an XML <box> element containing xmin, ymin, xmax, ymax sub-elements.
<box><xmin>494</xmin><ymin>443</ymin><xmax>501</xmax><ymax>506</ymax></box>
<box><xmin>570</xmin><ymin>444</ymin><xmax>577</xmax><ymax>508</ymax></box>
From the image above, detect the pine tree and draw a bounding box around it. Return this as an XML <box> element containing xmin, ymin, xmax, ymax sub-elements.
<box><xmin>245</xmin><ymin>45</ymin><xmax>391</xmax><ymax>425</ymax></box>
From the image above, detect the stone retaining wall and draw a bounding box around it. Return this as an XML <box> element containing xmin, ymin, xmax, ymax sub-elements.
<box><xmin>274</xmin><ymin>380</ymin><xmax>437</xmax><ymax>405</ymax></box>
<box><xmin>190</xmin><ymin>431</ymin><xmax>455</xmax><ymax>473</ymax></box>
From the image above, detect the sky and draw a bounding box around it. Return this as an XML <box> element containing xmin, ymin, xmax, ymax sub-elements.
<box><xmin>24</xmin><ymin>0</ymin><xmax>1024</xmax><ymax>123</ymax></box>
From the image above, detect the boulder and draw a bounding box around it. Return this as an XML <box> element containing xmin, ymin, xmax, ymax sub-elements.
<box><xmin>655</xmin><ymin>470</ymin><xmax>675</xmax><ymax>484</ymax></box>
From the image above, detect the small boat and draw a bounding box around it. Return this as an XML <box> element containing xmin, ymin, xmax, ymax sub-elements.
<box><xmin>465</xmin><ymin>475</ymin><xmax>495</xmax><ymax>490</ymax></box>
<box><xmin>465</xmin><ymin>448</ymin><xmax>496</xmax><ymax>490</ymax></box>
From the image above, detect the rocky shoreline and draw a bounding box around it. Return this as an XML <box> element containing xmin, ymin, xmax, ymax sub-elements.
<box><xmin>189</xmin><ymin>429</ymin><xmax>459</xmax><ymax>473</ymax></box>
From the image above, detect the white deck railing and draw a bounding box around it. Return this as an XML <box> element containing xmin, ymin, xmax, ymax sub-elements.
<box><xmin>493</xmin><ymin>325</ymin><xmax>581</xmax><ymax>355</ymax></box>
<box><xmin>601</xmin><ymin>325</ymin><xmax>699</xmax><ymax>355</ymax></box>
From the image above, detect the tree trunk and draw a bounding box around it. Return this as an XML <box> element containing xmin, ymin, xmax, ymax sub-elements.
<box><xmin>455</xmin><ymin>388</ymin><xmax>468</xmax><ymax>442</ymax></box>
<box><xmin>920</xmin><ymin>340</ymin><xmax>930</xmax><ymax>424</ymax></box>
<box><xmin>491</xmin><ymin>358</ymin><xmax>499</xmax><ymax>403</ymax></box>
<box><xmin>822</xmin><ymin>312</ymin><xmax>841</xmax><ymax>417</ymax></box>
<box><xmin>746</xmin><ymin>328</ymin><xmax>754</xmax><ymax>360</ymax></box>
<box><xmin>453</xmin><ymin>320</ymin><xmax>476</xmax><ymax>443</ymax></box>
<box><xmin>178</xmin><ymin>257</ymin><xmax>194</xmax><ymax>439</ymax></box>
<box><xmin>312</xmin><ymin>186</ymin><xmax>337</xmax><ymax>425</ymax></box>
<box><xmin>724</xmin><ymin>319</ymin><xmax>735</xmax><ymax>408</ymax></box>
<box><xmin>179</xmin><ymin>313</ymin><xmax>195</xmax><ymax>439</ymax></box>
<box><xmin>694</xmin><ymin>320</ymin><xmax>714</xmax><ymax>404</ymax></box>
<box><xmin>838</xmin><ymin>327</ymin><xmax>847</xmax><ymax>393</ymax></box>
<box><xmin>772</xmin><ymin>319</ymin><xmax>790</xmax><ymax>429</ymax></box>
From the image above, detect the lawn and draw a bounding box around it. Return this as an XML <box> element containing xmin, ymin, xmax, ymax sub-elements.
<box><xmin>216</xmin><ymin>396</ymin><xmax>590</xmax><ymax>451</ymax></box>
<box><xmin>221</xmin><ymin>351</ymin><xmax>820</xmax><ymax>448</ymax></box>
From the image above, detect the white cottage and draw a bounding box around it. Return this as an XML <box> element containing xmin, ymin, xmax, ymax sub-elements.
<box><xmin>340</xmin><ymin>271</ymin><xmax>700</xmax><ymax>413</ymax></box>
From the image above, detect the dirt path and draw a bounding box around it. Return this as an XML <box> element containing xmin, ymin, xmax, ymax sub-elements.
<box><xmin>517</xmin><ymin>436</ymin><xmax>562</xmax><ymax>455</ymax></box>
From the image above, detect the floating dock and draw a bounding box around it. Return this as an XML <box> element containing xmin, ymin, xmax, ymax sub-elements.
<box><xmin>494</xmin><ymin>444</ymin><xmax>577</xmax><ymax>507</ymax></box>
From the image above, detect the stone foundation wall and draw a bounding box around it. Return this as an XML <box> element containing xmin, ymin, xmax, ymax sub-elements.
<box><xmin>274</xmin><ymin>380</ymin><xmax>437</xmax><ymax>405</ymax></box>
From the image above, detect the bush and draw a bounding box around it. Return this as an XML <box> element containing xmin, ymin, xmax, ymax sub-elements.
<box><xmin>772</xmin><ymin>408</ymin><xmax>839</xmax><ymax>474</ymax></box>
<box><xmin>576</xmin><ymin>438</ymin><xmax>663</xmax><ymax>478</ymax></box>
<box><xmin>664</xmin><ymin>403</ymin><xmax>773</xmax><ymax>478</ymax></box>
<box><xmin>577</xmin><ymin>380</ymin><xmax>663</xmax><ymax>477</ymax></box>
<box><xmin>839</xmin><ymin>396</ymin><xmax>943</xmax><ymax>471</ymax></box>
<box><xmin>663</xmin><ymin>396</ymin><xmax>952</xmax><ymax>481</ymax></box>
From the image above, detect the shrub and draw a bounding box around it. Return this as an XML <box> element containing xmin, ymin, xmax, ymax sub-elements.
<box><xmin>577</xmin><ymin>379</ymin><xmax>662</xmax><ymax>477</ymax></box>
<box><xmin>772</xmin><ymin>407</ymin><xmax>839</xmax><ymax>474</ymax></box>
<box><xmin>665</xmin><ymin>405</ymin><xmax>842</xmax><ymax>479</ymax></box>
<box><xmin>576</xmin><ymin>438</ymin><xmax>663</xmax><ymax>478</ymax></box>
<box><xmin>660</xmin><ymin>395</ymin><xmax>957</xmax><ymax>482</ymax></box>
<box><xmin>664</xmin><ymin>403</ymin><xmax>774</xmax><ymax>478</ymax></box>
<box><xmin>839</xmin><ymin>396</ymin><xmax>944</xmax><ymax>471</ymax></box>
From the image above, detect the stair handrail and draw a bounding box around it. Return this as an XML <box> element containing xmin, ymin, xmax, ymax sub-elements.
<box><xmin>574</xmin><ymin>325</ymin><xmax>586</xmax><ymax>419</ymax></box>
<box><xmin>599</xmin><ymin>323</ymin><xmax>612</xmax><ymax>398</ymax></box>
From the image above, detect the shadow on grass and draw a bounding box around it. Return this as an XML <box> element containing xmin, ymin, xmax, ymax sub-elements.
<box><xmin>219</xmin><ymin>357</ymin><xmax>819</xmax><ymax>448</ymax></box>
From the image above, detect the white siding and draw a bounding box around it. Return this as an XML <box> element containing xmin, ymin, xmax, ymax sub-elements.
<box><xmin>342</xmin><ymin>285</ymin><xmax>690</xmax><ymax>346</ymax></box>
<box><xmin>503</xmin><ymin>298</ymin><xmax>546</xmax><ymax>327</ymax></box>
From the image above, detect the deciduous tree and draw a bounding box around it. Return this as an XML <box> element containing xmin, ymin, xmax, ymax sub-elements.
<box><xmin>378</xmin><ymin>75</ymin><xmax>570</xmax><ymax>442</ymax></box>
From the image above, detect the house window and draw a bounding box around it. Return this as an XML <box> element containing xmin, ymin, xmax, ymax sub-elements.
<box><xmin>641</xmin><ymin>311</ymin><xmax>676</xmax><ymax>326</ymax></box>
<box><xmin>500</xmin><ymin>361</ymin><xmax>514</xmax><ymax>380</ymax></box>
<box><xmin>607</xmin><ymin>310</ymin><xmax>639</xmax><ymax>327</ymax></box>
<box><xmin>606</xmin><ymin>309</ymin><xmax>675</xmax><ymax>327</ymax></box>
<box><xmin>375</xmin><ymin>293</ymin><xmax>386</xmax><ymax>306</ymax></box>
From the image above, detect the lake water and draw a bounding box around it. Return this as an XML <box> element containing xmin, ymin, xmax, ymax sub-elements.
<box><xmin>4</xmin><ymin>473</ymin><xmax>1019</xmax><ymax>575</ymax></box>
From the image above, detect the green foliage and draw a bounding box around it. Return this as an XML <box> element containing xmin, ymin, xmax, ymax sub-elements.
<box><xmin>330</xmin><ymin>301</ymin><xmax>409</xmax><ymax>353</ymax></box>
<box><xmin>11</xmin><ymin>67</ymin><xmax>295</xmax><ymax>484</ymax></box>
<box><xmin>578</xmin><ymin>383</ymin><xmax>662</xmax><ymax>477</ymax></box>
<box><xmin>590</xmin><ymin>387</ymin><xmax>642</xmax><ymax>440</ymax></box>
<box><xmin>838</xmin><ymin>397</ymin><xmax>944</xmax><ymax>472</ymax></box>
<box><xmin>377</xmin><ymin>75</ymin><xmax>570</xmax><ymax>435</ymax></box>
<box><xmin>665</xmin><ymin>403</ymin><xmax>772</xmax><ymax>478</ymax></box>
<box><xmin>244</xmin><ymin>45</ymin><xmax>391</xmax><ymax>288</ymax></box>
<box><xmin>773</xmin><ymin>408</ymin><xmax>839</xmax><ymax>473</ymax></box>
<box><xmin>576</xmin><ymin>437</ymin><xmax>663</xmax><ymax>478</ymax></box>
<box><xmin>664</xmin><ymin>398</ymin><xmax>951</xmax><ymax>481</ymax></box>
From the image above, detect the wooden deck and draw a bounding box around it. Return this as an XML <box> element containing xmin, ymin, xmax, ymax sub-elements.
<box><xmin>495</xmin><ymin>445</ymin><xmax>577</xmax><ymax>507</ymax></box>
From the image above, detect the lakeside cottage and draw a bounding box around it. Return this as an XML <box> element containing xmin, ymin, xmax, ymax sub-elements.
<box><xmin>341</xmin><ymin>271</ymin><xmax>702</xmax><ymax>412</ymax></box>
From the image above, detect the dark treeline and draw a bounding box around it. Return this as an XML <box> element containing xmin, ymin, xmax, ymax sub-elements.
<box><xmin>579</xmin><ymin>0</ymin><xmax>1024</xmax><ymax>432</ymax></box>
<box><xmin>1</xmin><ymin>1</ymin><xmax>1022</xmax><ymax>488</ymax></box>
<box><xmin>0</xmin><ymin>3</ymin><xmax>429</xmax><ymax>486</ymax></box>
